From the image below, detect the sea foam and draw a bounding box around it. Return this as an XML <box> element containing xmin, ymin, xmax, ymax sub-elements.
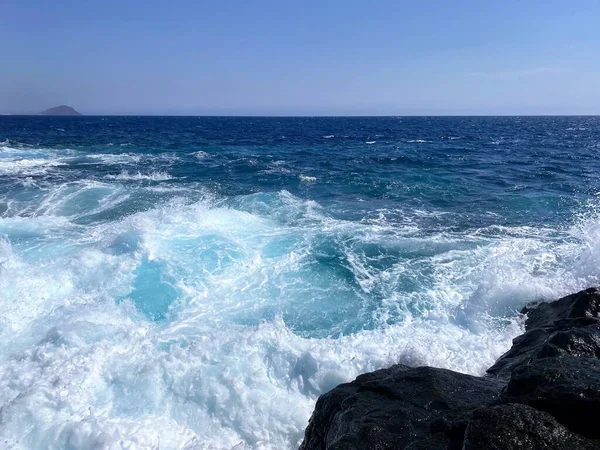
<box><xmin>1</xmin><ymin>116</ymin><xmax>599</xmax><ymax>449</ymax></box>
<box><xmin>0</xmin><ymin>186</ymin><xmax>599</xmax><ymax>449</ymax></box>
<box><xmin>104</xmin><ymin>171</ymin><xmax>175</xmax><ymax>181</ymax></box>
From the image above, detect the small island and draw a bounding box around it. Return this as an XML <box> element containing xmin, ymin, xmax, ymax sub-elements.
<box><xmin>39</xmin><ymin>105</ymin><xmax>82</xmax><ymax>116</ymax></box>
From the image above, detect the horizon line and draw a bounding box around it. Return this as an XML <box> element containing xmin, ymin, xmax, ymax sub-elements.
<box><xmin>3</xmin><ymin>113</ymin><xmax>600</xmax><ymax>118</ymax></box>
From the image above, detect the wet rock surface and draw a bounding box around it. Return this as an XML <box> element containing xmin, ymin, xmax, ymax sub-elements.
<box><xmin>462</xmin><ymin>404</ymin><xmax>598</xmax><ymax>450</ymax></box>
<box><xmin>300</xmin><ymin>288</ymin><xmax>600</xmax><ymax>449</ymax></box>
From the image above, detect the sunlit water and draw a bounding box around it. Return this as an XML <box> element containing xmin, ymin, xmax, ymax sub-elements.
<box><xmin>1</xmin><ymin>116</ymin><xmax>600</xmax><ymax>449</ymax></box>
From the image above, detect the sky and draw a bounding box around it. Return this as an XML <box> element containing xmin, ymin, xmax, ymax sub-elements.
<box><xmin>1</xmin><ymin>0</ymin><xmax>600</xmax><ymax>116</ymax></box>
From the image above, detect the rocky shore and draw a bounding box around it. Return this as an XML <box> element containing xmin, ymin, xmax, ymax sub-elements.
<box><xmin>300</xmin><ymin>288</ymin><xmax>600</xmax><ymax>449</ymax></box>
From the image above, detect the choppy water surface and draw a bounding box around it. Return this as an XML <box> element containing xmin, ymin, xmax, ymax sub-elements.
<box><xmin>1</xmin><ymin>116</ymin><xmax>599</xmax><ymax>449</ymax></box>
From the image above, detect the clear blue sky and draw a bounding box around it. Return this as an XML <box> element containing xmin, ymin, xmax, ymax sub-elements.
<box><xmin>1</xmin><ymin>0</ymin><xmax>599</xmax><ymax>115</ymax></box>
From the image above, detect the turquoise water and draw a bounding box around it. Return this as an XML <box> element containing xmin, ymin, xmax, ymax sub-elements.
<box><xmin>1</xmin><ymin>116</ymin><xmax>599</xmax><ymax>449</ymax></box>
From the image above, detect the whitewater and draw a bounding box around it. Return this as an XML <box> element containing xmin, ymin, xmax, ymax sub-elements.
<box><xmin>1</xmin><ymin>116</ymin><xmax>599</xmax><ymax>449</ymax></box>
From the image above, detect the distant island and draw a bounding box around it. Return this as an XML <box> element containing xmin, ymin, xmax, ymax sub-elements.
<box><xmin>39</xmin><ymin>105</ymin><xmax>82</xmax><ymax>116</ymax></box>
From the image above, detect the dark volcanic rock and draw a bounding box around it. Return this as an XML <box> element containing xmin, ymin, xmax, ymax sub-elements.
<box><xmin>299</xmin><ymin>365</ymin><xmax>504</xmax><ymax>450</ymax></box>
<box><xmin>486</xmin><ymin>327</ymin><xmax>550</xmax><ymax>378</ymax></box>
<box><xmin>536</xmin><ymin>319</ymin><xmax>600</xmax><ymax>359</ymax></box>
<box><xmin>300</xmin><ymin>288</ymin><xmax>600</xmax><ymax>450</ymax></box>
<box><xmin>488</xmin><ymin>287</ymin><xmax>600</xmax><ymax>378</ymax></box>
<box><xmin>39</xmin><ymin>105</ymin><xmax>82</xmax><ymax>116</ymax></box>
<box><xmin>463</xmin><ymin>404</ymin><xmax>598</xmax><ymax>449</ymax></box>
<box><xmin>300</xmin><ymin>382</ymin><xmax>361</xmax><ymax>450</ymax></box>
<box><xmin>504</xmin><ymin>356</ymin><xmax>600</xmax><ymax>438</ymax></box>
<box><xmin>522</xmin><ymin>287</ymin><xmax>600</xmax><ymax>330</ymax></box>
<box><xmin>487</xmin><ymin>317</ymin><xmax>600</xmax><ymax>377</ymax></box>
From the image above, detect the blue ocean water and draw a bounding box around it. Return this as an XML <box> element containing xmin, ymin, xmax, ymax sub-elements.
<box><xmin>0</xmin><ymin>116</ymin><xmax>599</xmax><ymax>449</ymax></box>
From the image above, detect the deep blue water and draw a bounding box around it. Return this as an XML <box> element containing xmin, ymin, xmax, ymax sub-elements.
<box><xmin>1</xmin><ymin>116</ymin><xmax>599</xmax><ymax>449</ymax></box>
<box><xmin>3</xmin><ymin>116</ymin><xmax>599</xmax><ymax>225</ymax></box>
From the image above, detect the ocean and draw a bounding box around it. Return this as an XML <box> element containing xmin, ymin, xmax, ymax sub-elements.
<box><xmin>0</xmin><ymin>116</ymin><xmax>599</xmax><ymax>449</ymax></box>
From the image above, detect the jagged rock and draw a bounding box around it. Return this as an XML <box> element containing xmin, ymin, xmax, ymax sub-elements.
<box><xmin>463</xmin><ymin>403</ymin><xmax>598</xmax><ymax>449</ymax></box>
<box><xmin>299</xmin><ymin>365</ymin><xmax>504</xmax><ymax>449</ymax></box>
<box><xmin>536</xmin><ymin>319</ymin><xmax>600</xmax><ymax>359</ymax></box>
<box><xmin>488</xmin><ymin>287</ymin><xmax>600</xmax><ymax>378</ymax></box>
<box><xmin>486</xmin><ymin>327</ymin><xmax>550</xmax><ymax>378</ymax></box>
<box><xmin>522</xmin><ymin>287</ymin><xmax>600</xmax><ymax>330</ymax></box>
<box><xmin>300</xmin><ymin>288</ymin><xmax>600</xmax><ymax>450</ymax></box>
<box><xmin>503</xmin><ymin>356</ymin><xmax>600</xmax><ymax>438</ymax></box>
<box><xmin>299</xmin><ymin>383</ymin><xmax>361</xmax><ymax>450</ymax></box>
<box><xmin>487</xmin><ymin>317</ymin><xmax>600</xmax><ymax>377</ymax></box>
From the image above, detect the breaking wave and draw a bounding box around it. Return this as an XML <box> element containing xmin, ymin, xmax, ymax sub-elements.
<box><xmin>1</xmin><ymin>115</ymin><xmax>600</xmax><ymax>449</ymax></box>
<box><xmin>0</xmin><ymin>183</ymin><xmax>599</xmax><ymax>449</ymax></box>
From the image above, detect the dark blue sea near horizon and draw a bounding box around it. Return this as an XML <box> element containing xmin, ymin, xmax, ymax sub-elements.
<box><xmin>1</xmin><ymin>116</ymin><xmax>599</xmax><ymax>449</ymax></box>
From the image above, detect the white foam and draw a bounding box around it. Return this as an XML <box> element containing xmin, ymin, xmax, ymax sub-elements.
<box><xmin>82</xmin><ymin>152</ymin><xmax>180</xmax><ymax>167</ymax></box>
<box><xmin>104</xmin><ymin>171</ymin><xmax>175</xmax><ymax>181</ymax></box>
<box><xmin>0</xmin><ymin>191</ymin><xmax>599</xmax><ymax>449</ymax></box>
<box><xmin>87</xmin><ymin>153</ymin><xmax>143</xmax><ymax>165</ymax></box>
<box><xmin>0</xmin><ymin>180</ymin><xmax>132</xmax><ymax>220</ymax></box>
<box><xmin>0</xmin><ymin>158</ymin><xmax>67</xmax><ymax>176</ymax></box>
<box><xmin>259</xmin><ymin>162</ymin><xmax>293</xmax><ymax>175</ymax></box>
<box><xmin>299</xmin><ymin>175</ymin><xmax>317</xmax><ymax>183</ymax></box>
<box><xmin>191</xmin><ymin>150</ymin><xmax>209</xmax><ymax>160</ymax></box>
